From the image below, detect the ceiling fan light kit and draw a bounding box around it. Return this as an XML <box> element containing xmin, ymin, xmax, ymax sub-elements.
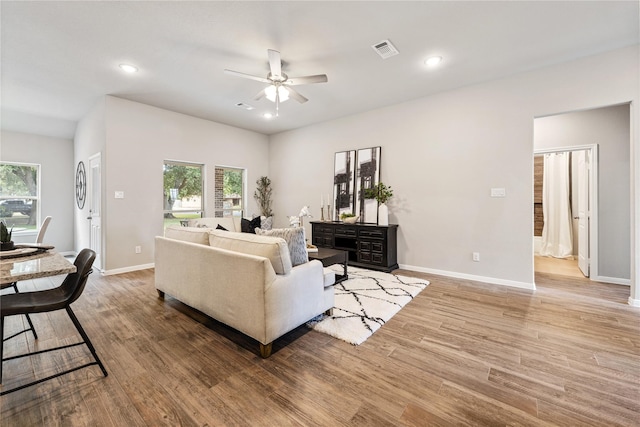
<box><xmin>225</xmin><ymin>49</ymin><xmax>328</xmax><ymax>117</ymax></box>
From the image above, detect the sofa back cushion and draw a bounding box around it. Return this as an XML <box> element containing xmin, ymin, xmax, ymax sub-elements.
<box><xmin>208</xmin><ymin>230</ymin><xmax>292</xmax><ymax>275</ymax></box>
<box><xmin>165</xmin><ymin>225</ymin><xmax>211</xmax><ymax>245</ymax></box>
<box><xmin>188</xmin><ymin>217</ymin><xmax>239</xmax><ymax>231</ymax></box>
<box><xmin>255</xmin><ymin>227</ymin><xmax>309</xmax><ymax>266</ymax></box>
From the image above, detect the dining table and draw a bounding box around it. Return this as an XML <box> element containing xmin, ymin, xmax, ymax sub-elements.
<box><xmin>0</xmin><ymin>248</ymin><xmax>76</xmax><ymax>286</ymax></box>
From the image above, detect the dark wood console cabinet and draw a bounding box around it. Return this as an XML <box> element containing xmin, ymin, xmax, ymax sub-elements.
<box><xmin>311</xmin><ymin>221</ymin><xmax>398</xmax><ymax>272</ymax></box>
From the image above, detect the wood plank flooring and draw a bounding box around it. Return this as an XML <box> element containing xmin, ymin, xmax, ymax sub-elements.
<box><xmin>1</xmin><ymin>268</ymin><xmax>639</xmax><ymax>426</ymax></box>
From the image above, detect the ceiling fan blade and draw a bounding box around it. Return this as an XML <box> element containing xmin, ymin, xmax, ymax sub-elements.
<box><xmin>224</xmin><ymin>69</ymin><xmax>270</xmax><ymax>84</ymax></box>
<box><xmin>254</xmin><ymin>88</ymin><xmax>266</xmax><ymax>101</ymax></box>
<box><xmin>268</xmin><ymin>49</ymin><xmax>282</xmax><ymax>79</ymax></box>
<box><xmin>286</xmin><ymin>74</ymin><xmax>328</xmax><ymax>86</ymax></box>
<box><xmin>285</xmin><ymin>86</ymin><xmax>309</xmax><ymax>104</ymax></box>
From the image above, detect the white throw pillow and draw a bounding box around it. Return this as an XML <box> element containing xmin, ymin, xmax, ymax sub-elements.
<box><xmin>165</xmin><ymin>225</ymin><xmax>211</xmax><ymax>245</ymax></box>
<box><xmin>255</xmin><ymin>227</ymin><xmax>309</xmax><ymax>267</ymax></box>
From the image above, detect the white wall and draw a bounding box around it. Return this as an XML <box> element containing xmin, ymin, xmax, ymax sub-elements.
<box><xmin>74</xmin><ymin>98</ymin><xmax>106</xmax><ymax>255</ymax></box>
<box><xmin>535</xmin><ymin>104</ymin><xmax>631</xmax><ymax>281</ymax></box>
<box><xmin>269</xmin><ymin>46</ymin><xmax>639</xmax><ymax>293</ymax></box>
<box><xmin>98</xmin><ymin>96</ymin><xmax>269</xmax><ymax>272</ymax></box>
<box><xmin>1</xmin><ymin>130</ymin><xmax>74</xmax><ymax>252</ymax></box>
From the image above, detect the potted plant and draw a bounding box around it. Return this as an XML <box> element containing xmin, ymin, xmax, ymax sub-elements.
<box><xmin>339</xmin><ymin>212</ymin><xmax>359</xmax><ymax>224</ymax></box>
<box><xmin>253</xmin><ymin>176</ymin><xmax>273</xmax><ymax>217</ymax></box>
<box><xmin>364</xmin><ymin>182</ymin><xmax>393</xmax><ymax>225</ymax></box>
<box><xmin>1</xmin><ymin>220</ymin><xmax>15</xmax><ymax>251</ymax></box>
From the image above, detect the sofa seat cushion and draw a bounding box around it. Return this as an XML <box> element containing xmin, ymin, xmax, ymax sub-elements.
<box><xmin>209</xmin><ymin>230</ymin><xmax>292</xmax><ymax>275</ymax></box>
<box><xmin>323</xmin><ymin>268</ymin><xmax>336</xmax><ymax>288</ymax></box>
<box><xmin>165</xmin><ymin>225</ymin><xmax>211</xmax><ymax>245</ymax></box>
<box><xmin>255</xmin><ymin>227</ymin><xmax>309</xmax><ymax>266</ymax></box>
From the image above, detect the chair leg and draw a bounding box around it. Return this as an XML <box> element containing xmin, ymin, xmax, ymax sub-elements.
<box><xmin>9</xmin><ymin>282</ymin><xmax>37</xmax><ymax>340</ymax></box>
<box><xmin>65</xmin><ymin>306</ymin><xmax>107</xmax><ymax>377</ymax></box>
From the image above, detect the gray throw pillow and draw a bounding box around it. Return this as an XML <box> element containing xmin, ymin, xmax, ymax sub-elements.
<box><xmin>255</xmin><ymin>227</ymin><xmax>308</xmax><ymax>266</ymax></box>
<box><xmin>260</xmin><ymin>216</ymin><xmax>273</xmax><ymax>230</ymax></box>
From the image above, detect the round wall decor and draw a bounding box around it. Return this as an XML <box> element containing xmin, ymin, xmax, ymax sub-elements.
<box><xmin>75</xmin><ymin>161</ymin><xmax>86</xmax><ymax>209</ymax></box>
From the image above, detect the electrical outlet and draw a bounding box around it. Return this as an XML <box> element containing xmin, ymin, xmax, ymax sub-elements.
<box><xmin>135</xmin><ymin>246</ymin><xmax>141</xmax><ymax>254</ymax></box>
<box><xmin>472</xmin><ymin>252</ymin><xmax>480</xmax><ymax>262</ymax></box>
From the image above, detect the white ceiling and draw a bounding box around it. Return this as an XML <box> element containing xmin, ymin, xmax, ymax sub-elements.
<box><xmin>1</xmin><ymin>1</ymin><xmax>638</xmax><ymax>140</ymax></box>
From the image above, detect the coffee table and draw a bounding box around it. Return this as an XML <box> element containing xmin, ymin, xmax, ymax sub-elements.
<box><xmin>308</xmin><ymin>247</ymin><xmax>348</xmax><ymax>284</ymax></box>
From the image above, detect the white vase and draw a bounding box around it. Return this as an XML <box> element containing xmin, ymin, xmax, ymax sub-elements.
<box><xmin>378</xmin><ymin>203</ymin><xmax>389</xmax><ymax>226</ymax></box>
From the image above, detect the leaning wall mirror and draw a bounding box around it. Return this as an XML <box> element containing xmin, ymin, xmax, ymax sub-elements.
<box><xmin>355</xmin><ymin>146</ymin><xmax>381</xmax><ymax>223</ymax></box>
<box><xmin>333</xmin><ymin>150</ymin><xmax>356</xmax><ymax>221</ymax></box>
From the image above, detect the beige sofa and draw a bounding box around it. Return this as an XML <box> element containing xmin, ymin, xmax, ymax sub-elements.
<box><xmin>155</xmin><ymin>224</ymin><xmax>335</xmax><ymax>357</ymax></box>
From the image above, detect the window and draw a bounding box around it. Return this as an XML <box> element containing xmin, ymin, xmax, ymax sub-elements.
<box><xmin>215</xmin><ymin>167</ymin><xmax>245</xmax><ymax>217</ymax></box>
<box><xmin>0</xmin><ymin>162</ymin><xmax>40</xmax><ymax>233</ymax></box>
<box><xmin>163</xmin><ymin>161</ymin><xmax>204</xmax><ymax>228</ymax></box>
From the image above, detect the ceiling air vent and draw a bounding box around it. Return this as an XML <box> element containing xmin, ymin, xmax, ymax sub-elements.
<box><xmin>372</xmin><ymin>40</ymin><xmax>399</xmax><ymax>59</ymax></box>
<box><xmin>235</xmin><ymin>102</ymin><xmax>255</xmax><ymax>111</ymax></box>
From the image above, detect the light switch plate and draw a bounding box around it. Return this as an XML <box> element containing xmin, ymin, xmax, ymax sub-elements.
<box><xmin>115</xmin><ymin>191</ymin><xmax>125</xmax><ymax>199</ymax></box>
<box><xmin>490</xmin><ymin>188</ymin><xmax>506</xmax><ymax>198</ymax></box>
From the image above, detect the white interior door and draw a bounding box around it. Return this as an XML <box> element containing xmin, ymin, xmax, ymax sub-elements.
<box><xmin>89</xmin><ymin>154</ymin><xmax>102</xmax><ymax>270</ymax></box>
<box><xmin>576</xmin><ymin>150</ymin><xmax>590</xmax><ymax>277</ymax></box>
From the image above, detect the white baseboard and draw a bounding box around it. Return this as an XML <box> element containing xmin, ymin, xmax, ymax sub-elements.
<box><xmin>628</xmin><ymin>297</ymin><xmax>640</xmax><ymax>307</ymax></box>
<box><xmin>101</xmin><ymin>263</ymin><xmax>155</xmax><ymax>276</ymax></box>
<box><xmin>591</xmin><ymin>275</ymin><xmax>631</xmax><ymax>286</ymax></box>
<box><xmin>398</xmin><ymin>264</ymin><xmax>536</xmax><ymax>290</ymax></box>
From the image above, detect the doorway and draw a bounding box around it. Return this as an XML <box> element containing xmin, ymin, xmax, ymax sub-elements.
<box><xmin>534</xmin><ymin>146</ymin><xmax>597</xmax><ymax>279</ymax></box>
<box><xmin>88</xmin><ymin>153</ymin><xmax>102</xmax><ymax>271</ymax></box>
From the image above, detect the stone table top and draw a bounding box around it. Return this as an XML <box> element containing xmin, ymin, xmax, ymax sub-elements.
<box><xmin>0</xmin><ymin>251</ymin><xmax>76</xmax><ymax>285</ymax></box>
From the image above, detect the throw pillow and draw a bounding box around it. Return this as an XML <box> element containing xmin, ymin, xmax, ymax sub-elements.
<box><xmin>255</xmin><ymin>227</ymin><xmax>309</xmax><ymax>266</ymax></box>
<box><xmin>260</xmin><ymin>216</ymin><xmax>273</xmax><ymax>231</ymax></box>
<box><xmin>216</xmin><ymin>224</ymin><xmax>228</xmax><ymax>231</ymax></box>
<box><xmin>241</xmin><ymin>217</ymin><xmax>261</xmax><ymax>233</ymax></box>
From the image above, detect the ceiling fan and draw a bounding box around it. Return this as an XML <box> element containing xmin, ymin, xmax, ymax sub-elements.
<box><xmin>224</xmin><ymin>49</ymin><xmax>328</xmax><ymax>116</ymax></box>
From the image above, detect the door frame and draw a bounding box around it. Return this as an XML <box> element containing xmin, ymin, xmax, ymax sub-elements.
<box><xmin>88</xmin><ymin>152</ymin><xmax>102</xmax><ymax>271</ymax></box>
<box><xmin>534</xmin><ymin>144</ymin><xmax>599</xmax><ymax>280</ymax></box>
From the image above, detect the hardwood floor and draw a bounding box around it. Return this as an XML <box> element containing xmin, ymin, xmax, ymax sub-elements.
<box><xmin>534</xmin><ymin>255</ymin><xmax>584</xmax><ymax>278</ymax></box>
<box><xmin>1</xmin><ymin>268</ymin><xmax>638</xmax><ymax>426</ymax></box>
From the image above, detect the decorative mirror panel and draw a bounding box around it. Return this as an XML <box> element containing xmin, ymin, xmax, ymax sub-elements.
<box><xmin>332</xmin><ymin>150</ymin><xmax>356</xmax><ymax>221</ymax></box>
<box><xmin>355</xmin><ymin>146</ymin><xmax>381</xmax><ymax>223</ymax></box>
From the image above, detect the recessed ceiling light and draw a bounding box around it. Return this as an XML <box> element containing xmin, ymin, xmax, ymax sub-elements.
<box><xmin>263</xmin><ymin>113</ymin><xmax>273</xmax><ymax>119</ymax></box>
<box><xmin>119</xmin><ymin>64</ymin><xmax>138</xmax><ymax>73</ymax></box>
<box><xmin>424</xmin><ymin>56</ymin><xmax>442</xmax><ymax>67</ymax></box>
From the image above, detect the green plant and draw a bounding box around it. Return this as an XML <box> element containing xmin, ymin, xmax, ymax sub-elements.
<box><xmin>0</xmin><ymin>220</ymin><xmax>13</xmax><ymax>243</ymax></box>
<box><xmin>364</xmin><ymin>182</ymin><xmax>394</xmax><ymax>204</ymax></box>
<box><xmin>253</xmin><ymin>176</ymin><xmax>273</xmax><ymax>217</ymax></box>
<box><xmin>340</xmin><ymin>212</ymin><xmax>355</xmax><ymax>220</ymax></box>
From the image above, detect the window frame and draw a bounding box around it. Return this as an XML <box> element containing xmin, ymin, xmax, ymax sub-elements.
<box><xmin>0</xmin><ymin>161</ymin><xmax>41</xmax><ymax>235</ymax></box>
<box><xmin>215</xmin><ymin>166</ymin><xmax>246</xmax><ymax>218</ymax></box>
<box><xmin>163</xmin><ymin>160</ymin><xmax>205</xmax><ymax>227</ymax></box>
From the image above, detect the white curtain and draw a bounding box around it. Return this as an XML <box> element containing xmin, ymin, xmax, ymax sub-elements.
<box><xmin>540</xmin><ymin>152</ymin><xmax>573</xmax><ymax>258</ymax></box>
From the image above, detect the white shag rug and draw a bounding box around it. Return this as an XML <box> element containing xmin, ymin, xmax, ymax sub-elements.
<box><xmin>307</xmin><ymin>266</ymin><xmax>429</xmax><ymax>345</ymax></box>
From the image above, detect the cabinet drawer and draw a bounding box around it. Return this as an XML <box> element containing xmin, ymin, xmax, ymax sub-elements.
<box><xmin>314</xmin><ymin>225</ymin><xmax>334</xmax><ymax>234</ymax></box>
<box><xmin>335</xmin><ymin>227</ymin><xmax>357</xmax><ymax>237</ymax></box>
<box><xmin>359</xmin><ymin>228</ymin><xmax>385</xmax><ymax>238</ymax></box>
<box><xmin>372</xmin><ymin>242</ymin><xmax>384</xmax><ymax>253</ymax></box>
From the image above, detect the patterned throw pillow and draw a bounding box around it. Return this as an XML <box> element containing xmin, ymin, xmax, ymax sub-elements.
<box><xmin>241</xmin><ymin>217</ymin><xmax>261</xmax><ymax>233</ymax></box>
<box><xmin>260</xmin><ymin>216</ymin><xmax>273</xmax><ymax>230</ymax></box>
<box><xmin>255</xmin><ymin>227</ymin><xmax>309</xmax><ymax>266</ymax></box>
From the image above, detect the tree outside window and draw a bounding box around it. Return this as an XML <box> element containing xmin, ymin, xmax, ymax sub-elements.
<box><xmin>163</xmin><ymin>161</ymin><xmax>204</xmax><ymax>228</ymax></box>
<box><xmin>0</xmin><ymin>162</ymin><xmax>39</xmax><ymax>231</ymax></box>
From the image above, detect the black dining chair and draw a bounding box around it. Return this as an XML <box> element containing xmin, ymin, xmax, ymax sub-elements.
<box><xmin>0</xmin><ymin>248</ymin><xmax>108</xmax><ymax>395</ymax></box>
<box><xmin>0</xmin><ymin>216</ymin><xmax>54</xmax><ymax>339</ymax></box>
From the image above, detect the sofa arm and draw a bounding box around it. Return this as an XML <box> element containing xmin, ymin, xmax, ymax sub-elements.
<box><xmin>263</xmin><ymin>259</ymin><xmax>328</xmax><ymax>343</ymax></box>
